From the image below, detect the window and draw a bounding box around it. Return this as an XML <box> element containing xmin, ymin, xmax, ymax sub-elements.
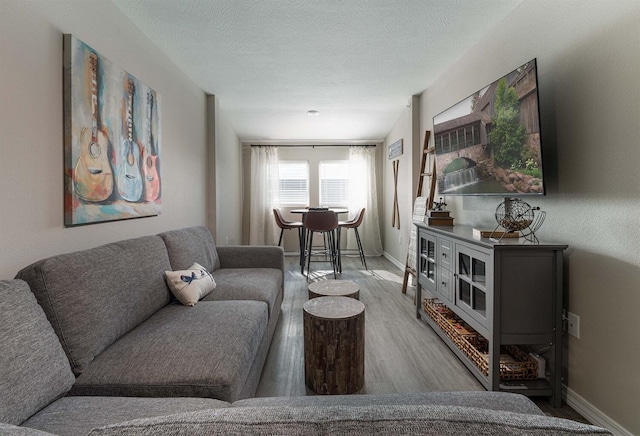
<box><xmin>278</xmin><ymin>161</ymin><xmax>308</xmax><ymax>205</ymax></box>
<box><xmin>441</xmin><ymin>134</ymin><xmax>450</xmax><ymax>153</ymax></box>
<box><xmin>319</xmin><ymin>160</ymin><xmax>349</xmax><ymax>207</ymax></box>
<box><xmin>434</xmin><ymin>135</ymin><xmax>442</xmax><ymax>154</ymax></box>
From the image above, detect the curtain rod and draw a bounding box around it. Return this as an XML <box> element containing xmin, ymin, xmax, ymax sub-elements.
<box><xmin>250</xmin><ymin>144</ymin><xmax>377</xmax><ymax>148</ymax></box>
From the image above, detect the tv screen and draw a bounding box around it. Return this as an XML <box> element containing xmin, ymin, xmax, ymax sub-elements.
<box><xmin>433</xmin><ymin>59</ymin><xmax>545</xmax><ymax>196</ymax></box>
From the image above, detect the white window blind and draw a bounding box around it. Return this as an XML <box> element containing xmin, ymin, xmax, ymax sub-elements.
<box><xmin>319</xmin><ymin>160</ymin><xmax>349</xmax><ymax>207</ymax></box>
<box><xmin>278</xmin><ymin>161</ymin><xmax>308</xmax><ymax>205</ymax></box>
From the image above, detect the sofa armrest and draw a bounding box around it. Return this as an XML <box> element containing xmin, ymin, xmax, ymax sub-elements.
<box><xmin>216</xmin><ymin>246</ymin><xmax>284</xmax><ymax>272</ymax></box>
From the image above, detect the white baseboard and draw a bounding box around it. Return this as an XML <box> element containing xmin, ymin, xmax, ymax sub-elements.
<box><xmin>564</xmin><ymin>385</ymin><xmax>633</xmax><ymax>436</ymax></box>
<box><xmin>382</xmin><ymin>251</ymin><xmax>405</xmax><ymax>271</ymax></box>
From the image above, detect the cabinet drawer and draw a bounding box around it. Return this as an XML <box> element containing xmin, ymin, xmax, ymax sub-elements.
<box><xmin>437</xmin><ymin>267</ymin><xmax>454</xmax><ymax>303</ymax></box>
<box><xmin>438</xmin><ymin>237</ymin><xmax>452</xmax><ymax>270</ymax></box>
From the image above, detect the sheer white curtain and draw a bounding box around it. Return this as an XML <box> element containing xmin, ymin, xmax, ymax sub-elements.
<box><xmin>347</xmin><ymin>146</ymin><xmax>383</xmax><ymax>256</ymax></box>
<box><xmin>249</xmin><ymin>146</ymin><xmax>280</xmax><ymax>245</ymax></box>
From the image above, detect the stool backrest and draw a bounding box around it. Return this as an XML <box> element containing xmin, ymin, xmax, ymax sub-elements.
<box><xmin>304</xmin><ymin>210</ymin><xmax>338</xmax><ymax>232</ymax></box>
<box><xmin>273</xmin><ymin>208</ymin><xmax>288</xmax><ymax>228</ymax></box>
<box><xmin>352</xmin><ymin>208</ymin><xmax>366</xmax><ymax>227</ymax></box>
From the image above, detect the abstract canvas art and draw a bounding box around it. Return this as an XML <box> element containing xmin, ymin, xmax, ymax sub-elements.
<box><xmin>63</xmin><ymin>34</ymin><xmax>161</xmax><ymax>226</ymax></box>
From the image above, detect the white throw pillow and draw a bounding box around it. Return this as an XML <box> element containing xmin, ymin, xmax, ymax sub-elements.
<box><xmin>164</xmin><ymin>262</ymin><xmax>216</xmax><ymax>306</ymax></box>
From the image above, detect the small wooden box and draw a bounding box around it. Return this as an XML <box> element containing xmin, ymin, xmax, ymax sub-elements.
<box><xmin>426</xmin><ymin>210</ymin><xmax>454</xmax><ymax>226</ymax></box>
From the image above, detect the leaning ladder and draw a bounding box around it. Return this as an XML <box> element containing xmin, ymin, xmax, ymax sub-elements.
<box><xmin>401</xmin><ymin>130</ymin><xmax>436</xmax><ymax>294</ymax></box>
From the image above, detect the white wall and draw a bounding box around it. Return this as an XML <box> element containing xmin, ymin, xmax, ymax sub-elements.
<box><xmin>0</xmin><ymin>0</ymin><xmax>208</xmax><ymax>279</ymax></box>
<box><xmin>214</xmin><ymin>98</ymin><xmax>243</xmax><ymax>246</ymax></box>
<box><xmin>383</xmin><ymin>98</ymin><xmax>422</xmax><ymax>269</ymax></box>
<box><xmin>419</xmin><ymin>1</ymin><xmax>640</xmax><ymax>434</ymax></box>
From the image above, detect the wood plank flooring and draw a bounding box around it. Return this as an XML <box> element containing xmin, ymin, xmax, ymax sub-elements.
<box><xmin>257</xmin><ymin>254</ymin><xmax>589</xmax><ymax>424</ymax></box>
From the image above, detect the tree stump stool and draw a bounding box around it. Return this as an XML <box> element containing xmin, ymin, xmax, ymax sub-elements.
<box><xmin>303</xmin><ymin>296</ymin><xmax>365</xmax><ymax>395</ymax></box>
<box><xmin>308</xmin><ymin>279</ymin><xmax>360</xmax><ymax>300</ymax></box>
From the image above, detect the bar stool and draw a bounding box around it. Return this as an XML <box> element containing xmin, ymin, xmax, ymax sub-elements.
<box><xmin>337</xmin><ymin>208</ymin><xmax>367</xmax><ymax>272</ymax></box>
<box><xmin>302</xmin><ymin>210</ymin><xmax>338</xmax><ymax>280</ymax></box>
<box><xmin>273</xmin><ymin>208</ymin><xmax>303</xmax><ymax>249</ymax></box>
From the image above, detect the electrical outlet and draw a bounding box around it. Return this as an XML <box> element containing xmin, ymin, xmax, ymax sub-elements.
<box><xmin>567</xmin><ymin>312</ymin><xmax>580</xmax><ymax>338</ymax></box>
<box><xmin>399</xmin><ymin>234</ymin><xmax>402</xmax><ymax>245</ymax></box>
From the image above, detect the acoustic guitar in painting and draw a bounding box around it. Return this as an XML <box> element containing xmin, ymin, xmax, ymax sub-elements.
<box><xmin>73</xmin><ymin>52</ymin><xmax>114</xmax><ymax>202</ymax></box>
<box><xmin>141</xmin><ymin>90</ymin><xmax>160</xmax><ymax>201</ymax></box>
<box><xmin>117</xmin><ymin>78</ymin><xmax>143</xmax><ymax>202</ymax></box>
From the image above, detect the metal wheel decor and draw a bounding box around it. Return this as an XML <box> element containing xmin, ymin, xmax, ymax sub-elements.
<box><xmin>490</xmin><ymin>197</ymin><xmax>546</xmax><ymax>243</ymax></box>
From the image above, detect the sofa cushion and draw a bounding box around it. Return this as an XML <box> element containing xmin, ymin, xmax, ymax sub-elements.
<box><xmin>22</xmin><ymin>396</ymin><xmax>230</xmax><ymax>436</ymax></box>
<box><xmin>233</xmin><ymin>391</ymin><xmax>545</xmax><ymax>416</ymax></box>
<box><xmin>70</xmin><ymin>300</ymin><xmax>268</xmax><ymax>402</ymax></box>
<box><xmin>15</xmin><ymin>236</ymin><xmax>172</xmax><ymax>376</ymax></box>
<box><xmin>0</xmin><ymin>280</ymin><xmax>75</xmax><ymax>426</ymax></box>
<box><xmin>159</xmin><ymin>226</ymin><xmax>220</xmax><ymax>272</ymax></box>
<box><xmin>165</xmin><ymin>262</ymin><xmax>216</xmax><ymax>306</ymax></box>
<box><xmin>0</xmin><ymin>423</ymin><xmax>55</xmax><ymax>435</ymax></box>
<box><xmin>203</xmin><ymin>268</ymin><xmax>282</xmax><ymax>316</ymax></box>
<box><xmin>87</xmin><ymin>404</ymin><xmax>613</xmax><ymax>435</ymax></box>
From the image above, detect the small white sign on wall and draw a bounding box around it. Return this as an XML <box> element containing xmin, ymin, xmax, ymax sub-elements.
<box><xmin>388</xmin><ymin>139</ymin><xmax>403</xmax><ymax>159</ymax></box>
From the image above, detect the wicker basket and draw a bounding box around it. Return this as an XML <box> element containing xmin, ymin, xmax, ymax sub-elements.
<box><xmin>470</xmin><ymin>339</ymin><xmax>539</xmax><ymax>380</ymax></box>
<box><xmin>423</xmin><ymin>298</ymin><xmax>538</xmax><ymax>380</ymax></box>
<box><xmin>423</xmin><ymin>299</ymin><xmax>478</xmax><ymax>350</ymax></box>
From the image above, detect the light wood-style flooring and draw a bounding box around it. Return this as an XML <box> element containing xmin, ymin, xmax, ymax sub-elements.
<box><xmin>257</xmin><ymin>254</ymin><xmax>588</xmax><ymax>424</ymax></box>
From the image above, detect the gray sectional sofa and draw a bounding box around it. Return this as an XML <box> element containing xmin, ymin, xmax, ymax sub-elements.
<box><xmin>0</xmin><ymin>227</ymin><xmax>612</xmax><ymax>435</ymax></box>
<box><xmin>14</xmin><ymin>226</ymin><xmax>284</xmax><ymax>402</ymax></box>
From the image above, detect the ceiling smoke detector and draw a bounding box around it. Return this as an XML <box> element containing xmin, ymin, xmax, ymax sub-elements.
<box><xmin>307</xmin><ymin>110</ymin><xmax>320</xmax><ymax>116</ymax></box>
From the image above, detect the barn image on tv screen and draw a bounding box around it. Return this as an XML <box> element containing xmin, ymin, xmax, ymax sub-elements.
<box><xmin>433</xmin><ymin>59</ymin><xmax>544</xmax><ymax>195</ymax></box>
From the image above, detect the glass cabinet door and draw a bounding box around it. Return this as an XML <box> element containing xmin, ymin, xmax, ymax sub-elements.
<box><xmin>418</xmin><ymin>232</ymin><xmax>437</xmax><ymax>291</ymax></box>
<box><xmin>456</xmin><ymin>245</ymin><xmax>489</xmax><ymax>326</ymax></box>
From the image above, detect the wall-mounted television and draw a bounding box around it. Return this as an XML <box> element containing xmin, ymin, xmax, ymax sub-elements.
<box><xmin>433</xmin><ymin>59</ymin><xmax>545</xmax><ymax>196</ymax></box>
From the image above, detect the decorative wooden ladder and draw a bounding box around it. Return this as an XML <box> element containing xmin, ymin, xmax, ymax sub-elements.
<box><xmin>401</xmin><ymin>130</ymin><xmax>436</xmax><ymax>295</ymax></box>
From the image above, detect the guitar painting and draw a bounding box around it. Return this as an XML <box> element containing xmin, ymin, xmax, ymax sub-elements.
<box><xmin>117</xmin><ymin>78</ymin><xmax>143</xmax><ymax>202</ymax></box>
<box><xmin>64</xmin><ymin>35</ymin><xmax>161</xmax><ymax>226</ymax></box>
<box><xmin>141</xmin><ymin>90</ymin><xmax>160</xmax><ymax>202</ymax></box>
<box><xmin>73</xmin><ymin>53</ymin><xmax>114</xmax><ymax>202</ymax></box>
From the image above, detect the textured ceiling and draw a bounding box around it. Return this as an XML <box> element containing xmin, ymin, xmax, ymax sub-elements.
<box><xmin>111</xmin><ymin>0</ymin><xmax>523</xmax><ymax>142</ymax></box>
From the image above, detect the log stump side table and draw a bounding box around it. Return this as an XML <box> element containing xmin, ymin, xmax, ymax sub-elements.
<box><xmin>308</xmin><ymin>279</ymin><xmax>360</xmax><ymax>300</ymax></box>
<box><xmin>303</xmin><ymin>296</ymin><xmax>365</xmax><ymax>395</ymax></box>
